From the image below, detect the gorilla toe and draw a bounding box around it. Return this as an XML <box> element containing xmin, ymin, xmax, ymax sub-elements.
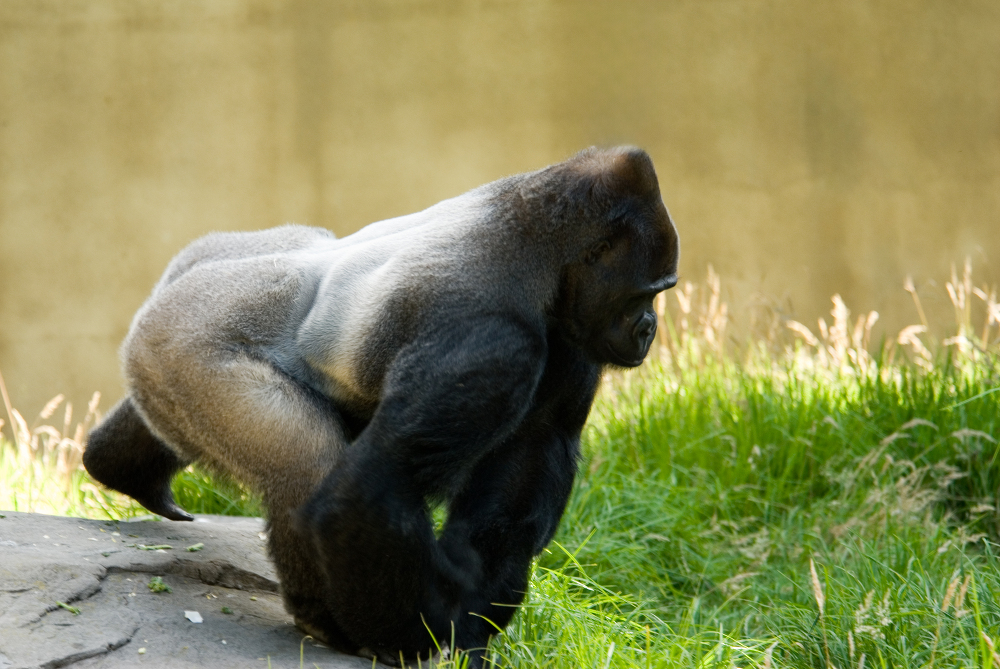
<box><xmin>136</xmin><ymin>489</ymin><xmax>194</xmax><ymax>521</ymax></box>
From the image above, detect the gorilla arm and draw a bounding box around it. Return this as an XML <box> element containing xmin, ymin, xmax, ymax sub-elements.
<box><xmin>441</xmin><ymin>333</ymin><xmax>600</xmax><ymax>656</ymax></box>
<box><xmin>299</xmin><ymin>314</ymin><xmax>548</xmax><ymax>656</ymax></box>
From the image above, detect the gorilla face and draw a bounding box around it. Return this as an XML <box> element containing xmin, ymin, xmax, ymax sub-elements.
<box><xmin>599</xmin><ymin>271</ymin><xmax>678</xmax><ymax>368</ymax></box>
<box><xmin>559</xmin><ymin>201</ymin><xmax>680</xmax><ymax>368</ymax></box>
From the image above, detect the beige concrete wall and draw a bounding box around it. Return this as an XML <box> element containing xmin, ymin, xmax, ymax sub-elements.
<box><xmin>2</xmin><ymin>0</ymin><xmax>999</xmax><ymax>416</ymax></box>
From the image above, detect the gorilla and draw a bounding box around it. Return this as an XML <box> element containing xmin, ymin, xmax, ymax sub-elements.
<box><xmin>83</xmin><ymin>146</ymin><xmax>679</xmax><ymax>666</ymax></box>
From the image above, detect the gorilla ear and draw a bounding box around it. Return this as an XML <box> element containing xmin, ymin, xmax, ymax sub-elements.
<box><xmin>573</xmin><ymin>146</ymin><xmax>660</xmax><ymax>202</ymax></box>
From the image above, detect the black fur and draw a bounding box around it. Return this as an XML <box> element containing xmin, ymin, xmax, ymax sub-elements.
<box><xmin>83</xmin><ymin>398</ymin><xmax>193</xmax><ymax>521</ymax></box>
<box><xmin>83</xmin><ymin>146</ymin><xmax>679</xmax><ymax>667</ymax></box>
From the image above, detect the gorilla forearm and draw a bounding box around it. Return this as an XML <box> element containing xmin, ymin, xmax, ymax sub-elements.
<box><xmin>446</xmin><ymin>343</ymin><xmax>599</xmax><ymax>644</ymax></box>
<box><xmin>443</xmin><ymin>431</ymin><xmax>582</xmax><ymax>648</ymax></box>
<box><xmin>300</xmin><ymin>417</ymin><xmax>587</xmax><ymax>659</ymax></box>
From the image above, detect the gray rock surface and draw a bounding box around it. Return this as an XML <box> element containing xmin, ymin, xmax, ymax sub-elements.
<box><xmin>0</xmin><ymin>511</ymin><xmax>373</xmax><ymax>669</ymax></box>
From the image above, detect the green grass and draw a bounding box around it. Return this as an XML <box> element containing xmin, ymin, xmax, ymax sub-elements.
<box><xmin>3</xmin><ymin>265</ymin><xmax>1000</xmax><ymax>668</ymax></box>
<box><xmin>508</xmin><ymin>352</ymin><xmax>1000</xmax><ymax>669</ymax></box>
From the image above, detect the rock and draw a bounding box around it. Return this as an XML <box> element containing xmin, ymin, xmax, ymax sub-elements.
<box><xmin>0</xmin><ymin>512</ymin><xmax>373</xmax><ymax>669</ymax></box>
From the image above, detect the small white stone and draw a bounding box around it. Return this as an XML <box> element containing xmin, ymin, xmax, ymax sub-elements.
<box><xmin>138</xmin><ymin>648</ymin><xmax>146</xmax><ymax>655</ymax></box>
<box><xmin>184</xmin><ymin>610</ymin><xmax>204</xmax><ymax>624</ymax></box>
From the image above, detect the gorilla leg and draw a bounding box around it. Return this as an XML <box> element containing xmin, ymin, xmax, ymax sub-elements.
<box><xmin>268</xmin><ymin>505</ymin><xmax>360</xmax><ymax>654</ymax></box>
<box><xmin>439</xmin><ymin>336</ymin><xmax>594</xmax><ymax>663</ymax></box>
<box><xmin>83</xmin><ymin>397</ymin><xmax>193</xmax><ymax>521</ymax></box>
<box><xmin>441</xmin><ymin>430</ymin><xmax>580</xmax><ymax>664</ymax></box>
<box><xmin>125</xmin><ymin>348</ymin><xmax>358</xmax><ymax>651</ymax></box>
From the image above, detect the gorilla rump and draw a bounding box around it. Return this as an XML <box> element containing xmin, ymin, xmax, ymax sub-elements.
<box><xmin>83</xmin><ymin>146</ymin><xmax>679</xmax><ymax>666</ymax></box>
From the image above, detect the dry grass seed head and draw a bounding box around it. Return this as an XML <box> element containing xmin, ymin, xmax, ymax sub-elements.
<box><xmin>853</xmin><ymin>589</ymin><xmax>891</xmax><ymax>641</ymax></box>
<box><xmin>981</xmin><ymin>632</ymin><xmax>1000</xmax><ymax>666</ymax></box>
<box><xmin>38</xmin><ymin>394</ymin><xmax>64</xmax><ymax>421</ymax></box>
<box><xmin>940</xmin><ymin>574</ymin><xmax>959</xmax><ymax>612</ymax></box>
<box><xmin>899</xmin><ymin>418</ymin><xmax>938</xmax><ymax>431</ymax></box>
<box><xmin>809</xmin><ymin>558</ymin><xmax>825</xmax><ymax>615</ymax></box>
<box><xmin>954</xmin><ymin>574</ymin><xmax>971</xmax><ymax>617</ymax></box>
<box><xmin>2</xmin><ymin>372</ymin><xmax>103</xmax><ymax>489</ymax></box>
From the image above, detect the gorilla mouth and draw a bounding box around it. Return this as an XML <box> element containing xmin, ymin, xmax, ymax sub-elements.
<box><xmin>605</xmin><ymin>342</ymin><xmax>646</xmax><ymax>368</ymax></box>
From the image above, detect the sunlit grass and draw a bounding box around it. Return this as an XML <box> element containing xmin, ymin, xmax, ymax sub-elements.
<box><xmin>2</xmin><ymin>261</ymin><xmax>999</xmax><ymax>667</ymax></box>
<box><xmin>530</xmin><ymin>354</ymin><xmax>1000</xmax><ymax>669</ymax></box>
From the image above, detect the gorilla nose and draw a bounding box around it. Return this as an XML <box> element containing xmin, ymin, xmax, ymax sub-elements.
<box><xmin>635</xmin><ymin>312</ymin><xmax>657</xmax><ymax>342</ymax></box>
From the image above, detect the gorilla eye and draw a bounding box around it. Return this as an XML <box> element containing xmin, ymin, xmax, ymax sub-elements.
<box><xmin>585</xmin><ymin>240</ymin><xmax>611</xmax><ymax>265</ymax></box>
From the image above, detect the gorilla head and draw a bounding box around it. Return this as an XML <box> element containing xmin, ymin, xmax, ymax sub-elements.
<box><xmin>83</xmin><ymin>146</ymin><xmax>679</xmax><ymax>668</ymax></box>
<box><xmin>548</xmin><ymin>147</ymin><xmax>679</xmax><ymax>367</ymax></box>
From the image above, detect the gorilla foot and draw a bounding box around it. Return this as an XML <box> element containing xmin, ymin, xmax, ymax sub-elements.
<box><xmin>294</xmin><ymin>617</ymin><xmax>331</xmax><ymax>645</ymax></box>
<box><xmin>136</xmin><ymin>489</ymin><xmax>194</xmax><ymax>521</ymax></box>
<box><xmin>84</xmin><ymin>396</ymin><xmax>193</xmax><ymax>520</ymax></box>
<box><xmin>356</xmin><ymin>647</ymin><xmax>403</xmax><ymax>667</ymax></box>
<box><xmin>287</xmin><ymin>597</ymin><xmax>359</xmax><ymax>656</ymax></box>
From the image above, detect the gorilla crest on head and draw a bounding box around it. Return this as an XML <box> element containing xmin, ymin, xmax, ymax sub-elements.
<box><xmin>83</xmin><ymin>146</ymin><xmax>679</xmax><ymax>668</ymax></box>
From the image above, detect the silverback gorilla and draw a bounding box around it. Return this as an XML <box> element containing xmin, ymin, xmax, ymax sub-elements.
<box><xmin>83</xmin><ymin>146</ymin><xmax>679</xmax><ymax>666</ymax></box>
